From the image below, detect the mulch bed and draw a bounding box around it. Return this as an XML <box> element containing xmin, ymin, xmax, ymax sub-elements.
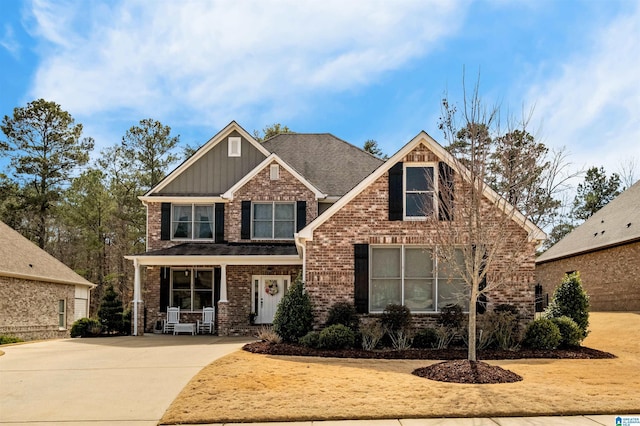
<box><xmin>243</xmin><ymin>341</ymin><xmax>615</xmax><ymax>360</ymax></box>
<box><xmin>243</xmin><ymin>342</ymin><xmax>615</xmax><ymax>384</ymax></box>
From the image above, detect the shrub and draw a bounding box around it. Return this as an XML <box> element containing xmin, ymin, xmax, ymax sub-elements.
<box><xmin>486</xmin><ymin>310</ymin><xmax>521</xmax><ymax>350</ymax></box>
<box><xmin>0</xmin><ymin>335</ymin><xmax>23</xmax><ymax>345</ymax></box>
<box><xmin>412</xmin><ymin>328</ymin><xmax>439</xmax><ymax>349</ymax></box>
<box><xmin>551</xmin><ymin>316</ymin><xmax>583</xmax><ymax>347</ymax></box>
<box><xmin>461</xmin><ymin>318</ymin><xmax>493</xmax><ymax>351</ymax></box>
<box><xmin>70</xmin><ymin>317</ymin><xmax>102</xmax><ymax>338</ymax></box>
<box><xmin>299</xmin><ymin>331</ymin><xmax>320</xmax><ymax>348</ymax></box>
<box><xmin>545</xmin><ymin>272</ymin><xmax>590</xmax><ymax>338</ymax></box>
<box><xmin>318</xmin><ymin>324</ymin><xmax>355</xmax><ymax>349</ymax></box>
<box><xmin>434</xmin><ymin>325</ymin><xmax>457</xmax><ymax>349</ymax></box>
<box><xmin>326</xmin><ymin>302</ymin><xmax>360</xmax><ymax>331</ymax></box>
<box><xmin>494</xmin><ymin>304</ymin><xmax>520</xmax><ymax>316</ymax></box>
<box><xmin>272</xmin><ymin>275</ymin><xmax>313</xmax><ymax>342</ymax></box>
<box><xmin>388</xmin><ymin>329</ymin><xmax>412</xmax><ymax>350</ymax></box>
<box><xmin>523</xmin><ymin>318</ymin><xmax>561</xmax><ymax>350</ymax></box>
<box><xmin>360</xmin><ymin>321</ymin><xmax>384</xmax><ymax>350</ymax></box>
<box><xmin>98</xmin><ymin>285</ymin><xmax>125</xmax><ymax>334</ymax></box>
<box><xmin>380</xmin><ymin>304</ymin><xmax>411</xmax><ymax>332</ymax></box>
<box><xmin>437</xmin><ymin>304</ymin><xmax>464</xmax><ymax>329</ymax></box>
<box><xmin>257</xmin><ymin>326</ymin><xmax>282</xmax><ymax>344</ymax></box>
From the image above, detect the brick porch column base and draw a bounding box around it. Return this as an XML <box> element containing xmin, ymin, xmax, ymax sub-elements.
<box><xmin>217</xmin><ymin>301</ymin><xmax>229</xmax><ymax>336</ymax></box>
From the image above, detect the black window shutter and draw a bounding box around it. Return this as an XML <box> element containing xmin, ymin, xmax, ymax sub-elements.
<box><xmin>296</xmin><ymin>201</ymin><xmax>307</xmax><ymax>231</ymax></box>
<box><xmin>438</xmin><ymin>162</ymin><xmax>455</xmax><ymax>221</ymax></box>
<box><xmin>388</xmin><ymin>162</ymin><xmax>403</xmax><ymax>221</ymax></box>
<box><xmin>241</xmin><ymin>201</ymin><xmax>251</xmax><ymax>240</ymax></box>
<box><xmin>215</xmin><ymin>203</ymin><xmax>225</xmax><ymax>243</ymax></box>
<box><xmin>160</xmin><ymin>203</ymin><xmax>171</xmax><ymax>240</ymax></box>
<box><xmin>354</xmin><ymin>244</ymin><xmax>369</xmax><ymax>314</ymax></box>
<box><xmin>160</xmin><ymin>267</ymin><xmax>170</xmax><ymax>312</ymax></box>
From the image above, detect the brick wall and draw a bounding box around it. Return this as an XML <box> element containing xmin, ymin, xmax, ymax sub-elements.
<box><xmin>304</xmin><ymin>144</ymin><xmax>537</xmax><ymax>327</ymax></box>
<box><xmin>536</xmin><ymin>241</ymin><xmax>640</xmax><ymax>311</ymax></box>
<box><xmin>0</xmin><ymin>276</ymin><xmax>74</xmax><ymax>340</ymax></box>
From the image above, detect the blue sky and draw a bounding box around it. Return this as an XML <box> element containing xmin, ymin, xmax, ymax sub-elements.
<box><xmin>1</xmin><ymin>0</ymin><xmax>639</xmax><ymax>186</ymax></box>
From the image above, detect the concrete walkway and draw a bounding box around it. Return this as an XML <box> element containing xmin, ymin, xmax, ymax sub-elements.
<box><xmin>0</xmin><ymin>335</ymin><xmax>251</xmax><ymax>425</ymax></box>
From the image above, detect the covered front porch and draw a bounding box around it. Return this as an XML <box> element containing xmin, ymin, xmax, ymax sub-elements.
<box><xmin>125</xmin><ymin>242</ymin><xmax>303</xmax><ymax>336</ymax></box>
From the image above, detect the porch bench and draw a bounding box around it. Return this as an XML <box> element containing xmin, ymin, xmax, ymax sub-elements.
<box><xmin>173</xmin><ymin>323</ymin><xmax>196</xmax><ymax>335</ymax></box>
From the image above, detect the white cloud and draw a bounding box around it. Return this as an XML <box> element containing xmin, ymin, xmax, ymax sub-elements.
<box><xmin>527</xmin><ymin>3</ymin><xmax>640</xmax><ymax>176</ymax></box>
<box><xmin>1</xmin><ymin>24</ymin><xmax>20</xmax><ymax>57</ymax></box>
<box><xmin>26</xmin><ymin>0</ymin><xmax>466</xmax><ymax>130</ymax></box>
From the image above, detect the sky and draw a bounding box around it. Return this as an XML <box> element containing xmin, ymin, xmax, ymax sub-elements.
<box><xmin>1</xmin><ymin>0</ymin><xmax>639</xmax><ymax>188</ymax></box>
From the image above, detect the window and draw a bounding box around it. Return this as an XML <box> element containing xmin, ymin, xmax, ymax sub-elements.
<box><xmin>171</xmin><ymin>268</ymin><xmax>213</xmax><ymax>311</ymax></box>
<box><xmin>58</xmin><ymin>299</ymin><xmax>66</xmax><ymax>329</ymax></box>
<box><xmin>369</xmin><ymin>246</ymin><xmax>468</xmax><ymax>312</ymax></box>
<box><xmin>228</xmin><ymin>136</ymin><xmax>241</xmax><ymax>157</ymax></box>
<box><xmin>252</xmin><ymin>202</ymin><xmax>295</xmax><ymax>239</ymax></box>
<box><xmin>172</xmin><ymin>204</ymin><xmax>214</xmax><ymax>240</ymax></box>
<box><xmin>404</xmin><ymin>165</ymin><xmax>436</xmax><ymax>218</ymax></box>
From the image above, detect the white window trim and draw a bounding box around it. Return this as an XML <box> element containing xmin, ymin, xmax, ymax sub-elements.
<box><xmin>170</xmin><ymin>267</ymin><xmax>214</xmax><ymax>313</ymax></box>
<box><xmin>369</xmin><ymin>245</ymin><xmax>468</xmax><ymax>313</ymax></box>
<box><xmin>251</xmin><ymin>201</ymin><xmax>296</xmax><ymax>241</ymax></box>
<box><xmin>403</xmin><ymin>162</ymin><xmax>438</xmax><ymax>220</ymax></box>
<box><xmin>228</xmin><ymin>136</ymin><xmax>241</xmax><ymax>157</ymax></box>
<box><xmin>58</xmin><ymin>299</ymin><xmax>66</xmax><ymax>330</ymax></box>
<box><xmin>171</xmin><ymin>203</ymin><xmax>215</xmax><ymax>241</ymax></box>
<box><xmin>270</xmin><ymin>164</ymin><xmax>280</xmax><ymax>180</ymax></box>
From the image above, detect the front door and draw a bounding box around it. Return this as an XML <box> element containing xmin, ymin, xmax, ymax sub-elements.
<box><xmin>252</xmin><ymin>275</ymin><xmax>289</xmax><ymax>324</ymax></box>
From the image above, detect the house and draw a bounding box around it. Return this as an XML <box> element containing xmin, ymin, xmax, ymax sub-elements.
<box><xmin>536</xmin><ymin>180</ymin><xmax>640</xmax><ymax>311</ymax></box>
<box><xmin>0</xmin><ymin>220</ymin><xmax>96</xmax><ymax>340</ymax></box>
<box><xmin>125</xmin><ymin>121</ymin><xmax>545</xmax><ymax>335</ymax></box>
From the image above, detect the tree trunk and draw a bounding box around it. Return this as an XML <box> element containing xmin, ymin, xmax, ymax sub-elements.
<box><xmin>468</xmin><ymin>282</ymin><xmax>478</xmax><ymax>362</ymax></box>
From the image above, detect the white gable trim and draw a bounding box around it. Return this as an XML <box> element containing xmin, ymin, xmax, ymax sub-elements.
<box><xmin>296</xmin><ymin>131</ymin><xmax>546</xmax><ymax>243</ymax></box>
<box><xmin>138</xmin><ymin>196</ymin><xmax>227</xmax><ymax>204</ymax></box>
<box><xmin>222</xmin><ymin>153</ymin><xmax>327</xmax><ymax>201</ymax></box>
<box><xmin>144</xmin><ymin>121</ymin><xmax>271</xmax><ymax>196</ymax></box>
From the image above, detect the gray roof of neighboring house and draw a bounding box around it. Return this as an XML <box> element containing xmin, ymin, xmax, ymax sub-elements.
<box><xmin>537</xmin><ymin>179</ymin><xmax>640</xmax><ymax>263</ymax></box>
<box><xmin>0</xmin><ymin>221</ymin><xmax>95</xmax><ymax>287</ymax></box>
<box><xmin>262</xmin><ymin>133</ymin><xmax>384</xmax><ymax>197</ymax></box>
<box><xmin>140</xmin><ymin>242</ymin><xmax>298</xmax><ymax>257</ymax></box>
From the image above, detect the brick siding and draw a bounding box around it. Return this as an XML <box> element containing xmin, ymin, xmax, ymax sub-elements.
<box><xmin>536</xmin><ymin>241</ymin><xmax>640</xmax><ymax>311</ymax></box>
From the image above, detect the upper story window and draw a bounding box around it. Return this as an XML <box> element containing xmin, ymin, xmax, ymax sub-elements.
<box><xmin>172</xmin><ymin>204</ymin><xmax>214</xmax><ymax>240</ymax></box>
<box><xmin>404</xmin><ymin>164</ymin><xmax>436</xmax><ymax>219</ymax></box>
<box><xmin>252</xmin><ymin>202</ymin><xmax>295</xmax><ymax>240</ymax></box>
<box><xmin>228</xmin><ymin>136</ymin><xmax>241</xmax><ymax>157</ymax></box>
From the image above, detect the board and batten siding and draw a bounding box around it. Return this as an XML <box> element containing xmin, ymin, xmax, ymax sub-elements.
<box><xmin>158</xmin><ymin>131</ymin><xmax>267</xmax><ymax>195</ymax></box>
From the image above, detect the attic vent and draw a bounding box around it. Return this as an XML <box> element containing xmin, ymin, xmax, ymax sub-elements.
<box><xmin>601</xmin><ymin>230</ymin><xmax>605</xmax><ymax>234</ymax></box>
<box><xmin>594</xmin><ymin>233</ymin><xmax>598</xmax><ymax>237</ymax></box>
<box><xmin>270</xmin><ymin>164</ymin><xmax>280</xmax><ymax>180</ymax></box>
<box><xmin>228</xmin><ymin>137</ymin><xmax>241</xmax><ymax>157</ymax></box>
<box><xmin>628</xmin><ymin>223</ymin><xmax>632</xmax><ymax>228</ymax></box>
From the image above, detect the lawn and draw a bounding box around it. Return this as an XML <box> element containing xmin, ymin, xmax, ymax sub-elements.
<box><xmin>161</xmin><ymin>312</ymin><xmax>640</xmax><ymax>424</ymax></box>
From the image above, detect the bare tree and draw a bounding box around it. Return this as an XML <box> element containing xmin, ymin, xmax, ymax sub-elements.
<box><xmin>618</xmin><ymin>157</ymin><xmax>638</xmax><ymax>190</ymax></box>
<box><xmin>432</xmin><ymin>80</ymin><xmax>545</xmax><ymax>362</ymax></box>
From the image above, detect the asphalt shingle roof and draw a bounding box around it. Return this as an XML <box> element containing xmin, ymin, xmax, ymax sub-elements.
<box><xmin>0</xmin><ymin>220</ymin><xmax>95</xmax><ymax>287</ymax></box>
<box><xmin>537</xmin><ymin>180</ymin><xmax>640</xmax><ymax>263</ymax></box>
<box><xmin>140</xmin><ymin>242</ymin><xmax>298</xmax><ymax>257</ymax></box>
<box><xmin>262</xmin><ymin>133</ymin><xmax>384</xmax><ymax>197</ymax></box>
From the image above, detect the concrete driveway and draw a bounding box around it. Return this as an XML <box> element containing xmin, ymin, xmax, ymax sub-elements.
<box><xmin>0</xmin><ymin>334</ymin><xmax>252</xmax><ymax>425</ymax></box>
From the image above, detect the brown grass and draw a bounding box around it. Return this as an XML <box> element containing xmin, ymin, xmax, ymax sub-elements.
<box><xmin>161</xmin><ymin>312</ymin><xmax>640</xmax><ymax>424</ymax></box>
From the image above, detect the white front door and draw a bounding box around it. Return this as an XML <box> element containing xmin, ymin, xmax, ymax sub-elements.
<box><xmin>252</xmin><ymin>275</ymin><xmax>289</xmax><ymax>324</ymax></box>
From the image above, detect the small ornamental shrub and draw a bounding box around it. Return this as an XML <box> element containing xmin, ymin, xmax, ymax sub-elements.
<box><xmin>546</xmin><ymin>271</ymin><xmax>590</xmax><ymax>338</ymax></box>
<box><xmin>461</xmin><ymin>317</ymin><xmax>493</xmax><ymax>351</ymax></box>
<box><xmin>299</xmin><ymin>331</ymin><xmax>320</xmax><ymax>348</ymax></box>
<box><xmin>412</xmin><ymin>328</ymin><xmax>439</xmax><ymax>349</ymax></box>
<box><xmin>388</xmin><ymin>329</ymin><xmax>412</xmax><ymax>350</ymax></box>
<box><xmin>70</xmin><ymin>317</ymin><xmax>102</xmax><ymax>338</ymax></box>
<box><xmin>494</xmin><ymin>304</ymin><xmax>520</xmax><ymax>316</ymax></box>
<box><xmin>523</xmin><ymin>318</ymin><xmax>561</xmax><ymax>350</ymax></box>
<box><xmin>360</xmin><ymin>321</ymin><xmax>384</xmax><ymax>350</ymax></box>
<box><xmin>272</xmin><ymin>275</ymin><xmax>313</xmax><ymax>342</ymax></box>
<box><xmin>326</xmin><ymin>302</ymin><xmax>360</xmax><ymax>331</ymax></box>
<box><xmin>551</xmin><ymin>316</ymin><xmax>584</xmax><ymax>347</ymax></box>
<box><xmin>318</xmin><ymin>324</ymin><xmax>356</xmax><ymax>349</ymax></box>
<box><xmin>256</xmin><ymin>326</ymin><xmax>282</xmax><ymax>344</ymax></box>
<box><xmin>434</xmin><ymin>325</ymin><xmax>457</xmax><ymax>349</ymax></box>
<box><xmin>381</xmin><ymin>304</ymin><xmax>411</xmax><ymax>332</ymax></box>
<box><xmin>0</xmin><ymin>335</ymin><xmax>23</xmax><ymax>345</ymax></box>
<box><xmin>437</xmin><ymin>304</ymin><xmax>465</xmax><ymax>329</ymax></box>
<box><xmin>487</xmin><ymin>310</ymin><xmax>521</xmax><ymax>350</ymax></box>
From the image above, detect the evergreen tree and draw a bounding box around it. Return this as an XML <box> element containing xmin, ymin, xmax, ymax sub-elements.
<box><xmin>98</xmin><ymin>285</ymin><xmax>126</xmax><ymax>334</ymax></box>
<box><xmin>546</xmin><ymin>272</ymin><xmax>590</xmax><ymax>338</ymax></box>
<box><xmin>272</xmin><ymin>275</ymin><xmax>313</xmax><ymax>342</ymax></box>
<box><xmin>573</xmin><ymin>166</ymin><xmax>621</xmax><ymax>221</ymax></box>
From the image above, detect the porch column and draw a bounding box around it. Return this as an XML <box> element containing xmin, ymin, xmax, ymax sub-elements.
<box><xmin>220</xmin><ymin>264</ymin><xmax>228</xmax><ymax>302</ymax></box>
<box><xmin>132</xmin><ymin>259</ymin><xmax>142</xmax><ymax>336</ymax></box>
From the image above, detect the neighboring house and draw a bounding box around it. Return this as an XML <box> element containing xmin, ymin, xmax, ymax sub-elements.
<box><xmin>536</xmin><ymin>180</ymin><xmax>640</xmax><ymax>311</ymax></box>
<box><xmin>0</xmin><ymin>221</ymin><xmax>96</xmax><ymax>340</ymax></box>
<box><xmin>125</xmin><ymin>121</ymin><xmax>545</xmax><ymax>336</ymax></box>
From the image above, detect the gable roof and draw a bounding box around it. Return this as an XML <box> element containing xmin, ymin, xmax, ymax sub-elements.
<box><xmin>262</xmin><ymin>133</ymin><xmax>384</xmax><ymax>197</ymax></box>
<box><xmin>297</xmin><ymin>131</ymin><xmax>546</xmax><ymax>243</ymax></box>
<box><xmin>537</xmin><ymin>179</ymin><xmax>640</xmax><ymax>263</ymax></box>
<box><xmin>222</xmin><ymin>153</ymin><xmax>326</xmax><ymax>200</ymax></box>
<box><xmin>0</xmin><ymin>221</ymin><xmax>95</xmax><ymax>288</ymax></box>
<box><xmin>144</xmin><ymin>121</ymin><xmax>270</xmax><ymax>197</ymax></box>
